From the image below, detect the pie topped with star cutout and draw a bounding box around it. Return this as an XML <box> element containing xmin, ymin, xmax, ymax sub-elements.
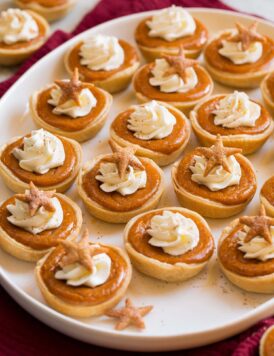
<box><xmin>30</xmin><ymin>68</ymin><xmax>112</xmax><ymax>142</ymax></box>
<box><xmin>204</xmin><ymin>22</ymin><xmax>274</xmax><ymax>88</ymax></box>
<box><xmin>218</xmin><ymin>205</ymin><xmax>274</xmax><ymax>293</ymax></box>
<box><xmin>35</xmin><ymin>228</ymin><xmax>132</xmax><ymax>317</ymax></box>
<box><xmin>0</xmin><ymin>182</ymin><xmax>82</xmax><ymax>262</ymax></box>
<box><xmin>77</xmin><ymin>142</ymin><xmax>165</xmax><ymax>224</ymax></box>
<box><xmin>172</xmin><ymin>135</ymin><xmax>257</xmax><ymax>218</ymax></box>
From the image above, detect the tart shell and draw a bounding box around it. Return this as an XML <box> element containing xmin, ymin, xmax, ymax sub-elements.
<box><xmin>14</xmin><ymin>0</ymin><xmax>78</xmax><ymax>22</ymax></box>
<box><xmin>30</xmin><ymin>84</ymin><xmax>113</xmax><ymax>142</ymax></box>
<box><xmin>109</xmin><ymin>102</ymin><xmax>191</xmax><ymax>166</ymax></box>
<box><xmin>35</xmin><ymin>243</ymin><xmax>132</xmax><ymax>317</ymax></box>
<box><xmin>77</xmin><ymin>155</ymin><xmax>165</xmax><ymax>224</ymax></box>
<box><xmin>218</xmin><ymin>219</ymin><xmax>274</xmax><ymax>294</ymax></box>
<box><xmin>0</xmin><ymin>10</ymin><xmax>49</xmax><ymax>66</ymax></box>
<box><xmin>171</xmin><ymin>154</ymin><xmax>257</xmax><ymax>219</ymax></box>
<box><xmin>0</xmin><ymin>193</ymin><xmax>82</xmax><ymax>262</ymax></box>
<box><xmin>261</xmin><ymin>72</ymin><xmax>274</xmax><ymax>116</ymax></box>
<box><xmin>0</xmin><ymin>135</ymin><xmax>82</xmax><ymax>193</ymax></box>
<box><xmin>190</xmin><ymin>94</ymin><xmax>274</xmax><ymax>155</ymax></box>
<box><xmin>259</xmin><ymin>325</ymin><xmax>274</xmax><ymax>356</ymax></box>
<box><xmin>124</xmin><ymin>207</ymin><xmax>214</xmax><ymax>282</ymax></box>
<box><xmin>260</xmin><ymin>195</ymin><xmax>274</xmax><ymax>218</ymax></box>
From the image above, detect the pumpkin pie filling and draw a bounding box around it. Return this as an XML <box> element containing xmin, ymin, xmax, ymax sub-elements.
<box><xmin>19</xmin><ymin>0</ymin><xmax>67</xmax><ymax>7</ymax></box>
<box><xmin>261</xmin><ymin>177</ymin><xmax>274</xmax><ymax>206</ymax></box>
<box><xmin>135</xmin><ymin>17</ymin><xmax>208</xmax><ymax>50</ymax></box>
<box><xmin>261</xmin><ymin>327</ymin><xmax>274</xmax><ymax>356</ymax></box>
<box><xmin>1</xmin><ymin>136</ymin><xmax>77</xmax><ymax>187</ymax></box>
<box><xmin>0</xmin><ymin>16</ymin><xmax>47</xmax><ymax>50</ymax></box>
<box><xmin>40</xmin><ymin>244</ymin><xmax>129</xmax><ymax>305</ymax></box>
<box><xmin>219</xmin><ymin>225</ymin><xmax>274</xmax><ymax>277</ymax></box>
<box><xmin>134</xmin><ymin>63</ymin><xmax>212</xmax><ymax>102</ymax></box>
<box><xmin>196</xmin><ymin>96</ymin><xmax>272</xmax><ymax>136</ymax></box>
<box><xmin>67</xmin><ymin>40</ymin><xmax>139</xmax><ymax>82</ymax></box>
<box><xmin>0</xmin><ymin>195</ymin><xmax>78</xmax><ymax>250</ymax></box>
<box><xmin>205</xmin><ymin>33</ymin><xmax>274</xmax><ymax>74</ymax></box>
<box><xmin>128</xmin><ymin>209</ymin><xmax>214</xmax><ymax>264</ymax></box>
<box><xmin>111</xmin><ymin>107</ymin><xmax>188</xmax><ymax>155</ymax></box>
<box><xmin>175</xmin><ymin>148</ymin><xmax>256</xmax><ymax>205</ymax></box>
<box><xmin>82</xmin><ymin>158</ymin><xmax>161</xmax><ymax>212</ymax></box>
<box><xmin>36</xmin><ymin>84</ymin><xmax>107</xmax><ymax>132</ymax></box>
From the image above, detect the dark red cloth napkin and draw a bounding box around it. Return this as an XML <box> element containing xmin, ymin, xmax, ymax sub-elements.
<box><xmin>0</xmin><ymin>0</ymin><xmax>273</xmax><ymax>355</ymax></box>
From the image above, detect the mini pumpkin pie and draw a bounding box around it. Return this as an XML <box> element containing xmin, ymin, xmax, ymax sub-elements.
<box><xmin>133</xmin><ymin>46</ymin><xmax>214</xmax><ymax>113</ymax></box>
<box><xmin>109</xmin><ymin>100</ymin><xmax>190</xmax><ymax>166</ymax></box>
<box><xmin>172</xmin><ymin>135</ymin><xmax>257</xmax><ymax>218</ymax></box>
<box><xmin>65</xmin><ymin>34</ymin><xmax>140</xmax><ymax>94</ymax></box>
<box><xmin>36</xmin><ymin>228</ymin><xmax>132</xmax><ymax>317</ymax></box>
<box><xmin>77</xmin><ymin>141</ymin><xmax>164</xmax><ymax>224</ymax></box>
<box><xmin>0</xmin><ymin>8</ymin><xmax>49</xmax><ymax>66</ymax></box>
<box><xmin>14</xmin><ymin>0</ymin><xmax>78</xmax><ymax>22</ymax></box>
<box><xmin>124</xmin><ymin>207</ymin><xmax>214</xmax><ymax>282</ymax></box>
<box><xmin>260</xmin><ymin>325</ymin><xmax>274</xmax><ymax>356</ymax></box>
<box><xmin>190</xmin><ymin>91</ymin><xmax>274</xmax><ymax>155</ymax></box>
<box><xmin>261</xmin><ymin>71</ymin><xmax>274</xmax><ymax>115</ymax></box>
<box><xmin>0</xmin><ymin>182</ymin><xmax>82</xmax><ymax>262</ymax></box>
<box><xmin>0</xmin><ymin>128</ymin><xmax>82</xmax><ymax>193</ymax></box>
<box><xmin>218</xmin><ymin>204</ymin><xmax>274</xmax><ymax>293</ymax></box>
<box><xmin>204</xmin><ymin>22</ymin><xmax>274</xmax><ymax>88</ymax></box>
<box><xmin>135</xmin><ymin>5</ymin><xmax>208</xmax><ymax>61</ymax></box>
<box><xmin>30</xmin><ymin>68</ymin><xmax>112</xmax><ymax>142</ymax></box>
<box><xmin>261</xmin><ymin>176</ymin><xmax>274</xmax><ymax>217</ymax></box>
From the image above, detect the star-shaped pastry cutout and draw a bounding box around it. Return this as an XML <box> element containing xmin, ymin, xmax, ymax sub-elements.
<box><xmin>239</xmin><ymin>204</ymin><xmax>274</xmax><ymax>244</ymax></box>
<box><xmin>105</xmin><ymin>298</ymin><xmax>153</xmax><ymax>330</ymax></box>
<box><xmin>162</xmin><ymin>46</ymin><xmax>198</xmax><ymax>82</ymax></box>
<box><xmin>54</xmin><ymin>67</ymin><xmax>83</xmax><ymax>106</ymax></box>
<box><xmin>197</xmin><ymin>135</ymin><xmax>242</xmax><ymax>177</ymax></box>
<box><xmin>59</xmin><ymin>228</ymin><xmax>96</xmax><ymax>272</ymax></box>
<box><xmin>103</xmin><ymin>141</ymin><xmax>144</xmax><ymax>180</ymax></box>
<box><xmin>17</xmin><ymin>182</ymin><xmax>55</xmax><ymax>217</ymax></box>
<box><xmin>229</xmin><ymin>22</ymin><xmax>264</xmax><ymax>51</ymax></box>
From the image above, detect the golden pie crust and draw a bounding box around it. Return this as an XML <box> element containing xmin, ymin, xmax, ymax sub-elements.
<box><xmin>218</xmin><ymin>218</ymin><xmax>274</xmax><ymax>293</ymax></box>
<box><xmin>77</xmin><ymin>155</ymin><xmax>165</xmax><ymax>224</ymax></box>
<box><xmin>172</xmin><ymin>149</ymin><xmax>257</xmax><ymax>218</ymax></box>
<box><xmin>35</xmin><ymin>242</ymin><xmax>132</xmax><ymax>317</ymax></box>
<box><xmin>64</xmin><ymin>39</ymin><xmax>140</xmax><ymax>94</ymax></box>
<box><xmin>260</xmin><ymin>176</ymin><xmax>274</xmax><ymax>217</ymax></box>
<box><xmin>259</xmin><ymin>325</ymin><xmax>274</xmax><ymax>356</ymax></box>
<box><xmin>190</xmin><ymin>94</ymin><xmax>274</xmax><ymax>155</ymax></box>
<box><xmin>0</xmin><ymin>134</ymin><xmax>82</xmax><ymax>193</ymax></box>
<box><xmin>109</xmin><ymin>101</ymin><xmax>191</xmax><ymax>166</ymax></box>
<box><xmin>261</xmin><ymin>71</ymin><xmax>274</xmax><ymax>116</ymax></box>
<box><xmin>30</xmin><ymin>83</ymin><xmax>113</xmax><ymax>142</ymax></box>
<box><xmin>124</xmin><ymin>207</ymin><xmax>214</xmax><ymax>282</ymax></box>
<box><xmin>134</xmin><ymin>16</ymin><xmax>208</xmax><ymax>61</ymax></box>
<box><xmin>0</xmin><ymin>10</ymin><xmax>49</xmax><ymax>66</ymax></box>
<box><xmin>132</xmin><ymin>62</ymin><xmax>214</xmax><ymax>113</ymax></box>
<box><xmin>0</xmin><ymin>193</ymin><xmax>82</xmax><ymax>262</ymax></box>
<box><xmin>14</xmin><ymin>0</ymin><xmax>78</xmax><ymax>22</ymax></box>
<box><xmin>204</xmin><ymin>29</ymin><xmax>274</xmax><ymax>88</ymax></box>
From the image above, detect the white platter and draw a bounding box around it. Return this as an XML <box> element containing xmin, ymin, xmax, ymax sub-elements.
<box><xmin>0</xmin><ymin>8</ymin><xmax>274</xmax><ymax>352</ymax></box>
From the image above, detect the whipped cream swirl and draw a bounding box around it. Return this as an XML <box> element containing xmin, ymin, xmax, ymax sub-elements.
<box><xmin>213</xmin><ymin>91</ymin><xmax>261</xmax><ymax>128</ymax></box>
<box><xmin>150</xmin><ymin>58</ymin><xmax>198</xmax><ymax>93</ymax></box>
<box><xmin>127</xmin><ymin>101</ymin><xmax>176</xmax><ymax>140</ymax></box>
<box><xmin>147</xmin><ymin>6</ymin><xmax>196</xmax><ymax>41</ymax></box>
<box><xmin>190</xmin><ymin>155</ymin><xmax>241</xmax><ymax>191</ymax></box>
<box><xmin>80</xmin><ymin>34</ymin><xmax>124</xmax><ymax>71</ymax></box>
<box><xmin>48</xmin><ymin>84</ymin><xmax>97</xmax><ymax>119</ymax></box>
<box><xmin>237</xmin><ymin>227</ymin><xmax>274</xmax><ymax>261</ymax></box>
<box><xmin>7</xmin><ymin>196</ymin><xmax>63</xmax><ymax>235</ymax></box>
<box><xmin>13</xmin><ymin>129</ymin><xmax>65</xmax><ymax>175</ymax></box>
<box><xmin>0</xmin><ymin>9</ymin><xmax>39</xmax><ymax>45</ymax></box>
<box><xmin>147</xmin><ymin>210</ymin><xmax>199</xmax><ymax>256</ymax></box>
<box><xmin>55</xmin><ymin>252</ymin><xmax>111</xmax><ymax>287</ymax></box>
<box><xmin>96</xmin><ymin>162</ymin><xmax>146</xmax><ymax>196</ymax></box>
<box><xmin>219</xmin><ymin>32</ymin><xmax>263</xmax><ymax>64</ymax></box>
